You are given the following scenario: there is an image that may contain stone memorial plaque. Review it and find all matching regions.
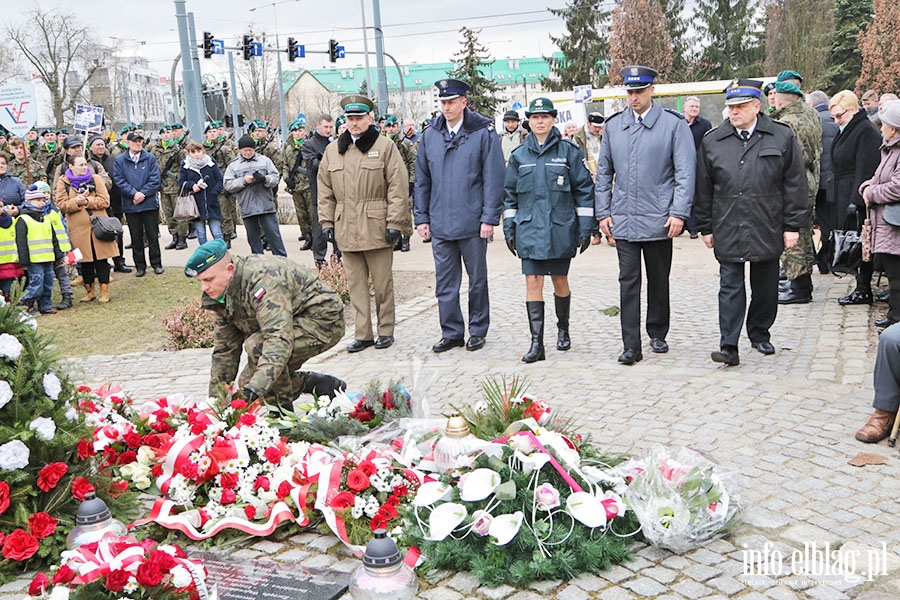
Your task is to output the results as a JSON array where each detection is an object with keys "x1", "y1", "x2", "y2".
[{"x1": 194, "y1": 552, "x2": 350, "y2": 600}]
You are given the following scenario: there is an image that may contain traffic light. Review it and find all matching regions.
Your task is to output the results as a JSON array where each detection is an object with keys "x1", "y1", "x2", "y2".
[
  {"x1": 287, "y1": 37, "x2": 297, "y2": 62},
  {"x1": 328, "y1": 39, "x2": 339, "y2": 63},
  {"x1": 242, "y1": 35, "x2": 253, "y2": 61},
  {"x1": 203, "y1": 31, "x2": 214, "y2": 59}
]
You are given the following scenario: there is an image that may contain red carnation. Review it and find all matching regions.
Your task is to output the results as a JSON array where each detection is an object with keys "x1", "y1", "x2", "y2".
[
  {"x1": 179, "y1": 461, "x2": 199, "y2": 479},
  {"x1": 239, "y1": 412, "x2": 257, "y2": 426},
  {"x1": 385, "y1": 495, "x2": 401, "y2": 507},
  {"x1": 346, "y1": 469, "x2": 370, "y2": 492},
  {"x1": 27, "y1": 572, "x2": 48, "y2": 596},
  {"x1": 378, "y1": 503, "x2": 398, "y2": 519},
  {"x1": 52, "y1": 564, "x2": 76, "y2": 585},
  {"x1": 382, "y1": 389, "x2": 396, "y2": 409},
  {"x1": 0, "y1": 532, "x2": 4, "y2": 547},
  {"x1": 76, "y1": 439, "x2": 94, "y2": 460},
  {"x1": 105, "y1": 568, "x2": 130, "y2": 592},
  {"x1": 244, "y1": 505, "x2": 257, "y2": 520},
  {"x1": 369, "y1": 515, "x2": 388, "y2": 531},
  {"x1": 264, "y1": 446, "x2": 282, "y2": 464},
  {"x1": 231, "y1": 398, "x2": 247, "y2": 410},
  {"x1": 2, "y1": 528, "x2": 40, "y2": 561},
  {"x1": 151, "y1": 464, "x2": 163, "y2": 478},
  {"x1": 117, "y1": 450, "x2": 138, "y2": 465},
  {"x1": 124, "y1": 432, "x2": 143, "y2": 449},
  {"x1": 220, "y1": 472, "x2": 240, "y2": 489},
  {"x1": 393, "y1": 484, "x2": 408, "y2": 498},
  {"x1": 220, "y1": 489, "x2": 237, "y2": 505},
  {"x1": 37, "y1": 462, "x2": 68, "y2": 492},
  {"x1": 0, "y1": 481, "x2": 10, "y2": 515},
  {"x1": 135, "y1": 561, "x2": 164, "y2": 587},
  {"x1": 109, "y1": 480, "x2": 129, "y2": 498},
  {"x1": 357, "y1": 460, "x2": 378, "y2": 476},
  {"x1": 350, "y1": 402, "x2": 376, "y2": 422},
  {"x1": 253, "y1": 476, "x2": 271, "y2": 492},
  {"x1": 71, "y1": 477, "x2": 95, "y2": 501},
  {"x1": 102, "y1": 446, "x2": 119, "y2": 466},
  {"x1": 330, "y1": 491, "x2": 356, "y2": 510},
  {"x1": 148, "y1": 549, "x2": 178, "y2": 572},
  {"x1": 28, "y1": 512, "x2": 58, "y2": 539},
  {"x1": 276, "y1": 480, "x2": 292, "y2": 500},
  {"x1": 77, "y1": 384, "x2": 92, "y2": 393}
]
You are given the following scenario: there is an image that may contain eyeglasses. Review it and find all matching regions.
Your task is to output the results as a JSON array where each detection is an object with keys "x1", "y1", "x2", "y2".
[{"x1": 832, "y1": 110, "x2": 848, "y2": 122}]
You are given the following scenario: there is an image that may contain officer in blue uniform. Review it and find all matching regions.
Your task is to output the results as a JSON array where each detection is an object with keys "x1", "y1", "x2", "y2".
[{"x1": 414, "y1": 78, "x2": 505, "y2": 353}]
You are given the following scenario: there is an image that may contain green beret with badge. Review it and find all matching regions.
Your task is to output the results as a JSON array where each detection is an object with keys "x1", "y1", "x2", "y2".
[
  {"x1": 383, "y1": 114, "x2": 399, "y2": 126},
  {"x1": 184, "y1": 239, "x2": 228, "y2": 277}
]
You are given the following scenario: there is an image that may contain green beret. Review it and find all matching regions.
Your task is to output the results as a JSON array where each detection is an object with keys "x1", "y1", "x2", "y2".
[
  {"x1": 774, "y1": 81, "x2": 803, "y2": 96},
  {"x1": 184, "y1": 239, "x2": 228, "y2": 277},
  {"x1": 204, "y1": 122, "x2": 216, "y2": 133},
  {"x1": 248, "y1": 119, "x2": 268, "y2": 132},
  {"x1": 212, "y1": 120, "x2": 224, "y2": 128},
  {"x1": 119, "y1": 124, "x2": 134, "y2": 135},
  {"x1": 289, "y1": 118, "x2": 306, "y2": 131},
  {"x1": 56, "y1": 128, "x2": 69, "y2": 135},
  {"x1": 335, "y1": 114, "x2": 347, "y2": 128},
  {"x1": 170, "y1": 122, "x2": 185, "y2": 129},
  {"x1": 776, "y1": 70, "x2": 803, "y2": 83},
  {"x1": 763, "y1": 82, "x2": 776, "y2": 95},
  {"x1": 383, "y1": 114, "x2": 399, "y2": 126},
  {"x1": 159, "y1": 125, "x2": 172, "y2": 133}
]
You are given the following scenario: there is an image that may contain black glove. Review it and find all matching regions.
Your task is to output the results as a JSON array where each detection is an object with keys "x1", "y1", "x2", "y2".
[
  {"x1": 243, "y1": 386, "x2": 261, "y2": 403},
  {"x1": 323, "y1": 227, "x2": 335, "y2": 242},
  {"x1": 506, "y1": 236, "x2": 517, "y2": 257},
  {"x1": 385, "y1": 228, "x2": 401, "y2": 244},
  {"x1": 252, "y1": 171, "x2": 266, "y2": 184},
  {"x1": 578, "y1": 237, "x2": 590, "y2": 254}
]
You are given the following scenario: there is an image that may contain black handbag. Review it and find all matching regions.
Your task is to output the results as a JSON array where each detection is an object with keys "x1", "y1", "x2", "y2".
[
  {"x1": 829, "y1": 211, "x2": 863, "y2": 276},
  {"x1": 87, "y1": 209, "x2": 123, "y2": 242}
]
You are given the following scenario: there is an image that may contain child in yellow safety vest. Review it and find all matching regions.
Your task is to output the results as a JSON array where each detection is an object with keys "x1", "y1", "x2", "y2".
[
  {"x1": 0, "y1": 201, "x2": 23, "y2": 302},
  {"x1": 33, "y1": 180, "x2": 74, "y2": 310},
  {"x1": 15, "y1": 185, "x2": 63, "y2": 314}
]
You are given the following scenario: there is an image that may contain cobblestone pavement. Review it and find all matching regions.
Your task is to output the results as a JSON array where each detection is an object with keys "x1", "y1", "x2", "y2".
[{"x1": 4, "y1": 230, "x2": 900, "y2": 600}]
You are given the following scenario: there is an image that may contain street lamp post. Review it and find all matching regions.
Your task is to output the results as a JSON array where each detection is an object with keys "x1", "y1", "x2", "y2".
[{"x1": 249, "y1": 0, "x2": 298, "y2": 145}]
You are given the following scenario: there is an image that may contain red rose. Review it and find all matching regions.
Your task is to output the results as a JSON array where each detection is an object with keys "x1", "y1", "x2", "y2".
[
  {"x1": 231, "y1": 399, "x2": 247, "y2": 410},
  {"x1": 28, "y1": 572, "x2": 48, "y2": 596},
  {"x1": 179, "y1": 461, "x2": 199, "y2": 479},
  {"x1": 276, "y1": 481, "x2": 292, "y2": 500},
  {"x1": 244, "y1": 505, "x2": 257, "y2": 520},
  {"x1": 151, "y1": 464, "x2": 163, "y2": 477},
  {"x1": 0, "y1": 532, "x2": 4, "y2": 547},
  {"x1": 369, "y1": 515, "x2": 388, "y2": 531},
  {"x1": 117, "y1": 450, "x2": 138, "y2": 465},
  {"x1": 52, "y1": 564, "x2": 76, "y2": 585},
  {"x1": 220, "y1": 472, "x2": 239, "y2": 489},
  {"x1": 135, "y1": 561, "x2": 164, "y2": 587},
  {"x1": 102, "y1": 446, "x2": 118, "y2": 466},
  {"x1": 1, "y1": 529, "x2": 40, "y2": 561},
  {"x1": 330, "y1": 491, "x2": 356, "y2": 510},
  {"x1": 28, "y1": 512, "x2": 58, "y2": 539},
  {"x1": 151, "y1": 420, "x2": 171, "y2": 433},
  {"x1": 76, "y1": 439, "x2": 94, "y2": 460},
  {"x1": 148, "y1": 549, "x2": 177, "y2": 572},
  {"x1": 253, "y1": 476, "x2": 270, "y2": 492},
  {"x1": 357, "y1": 460, "x2": 377, "y2": 476},
  {"x1": 124, "y1": 432, "x2": 143, "y2": 449},
  {"x1": 264, "y1": 446, "x2": 282, "y2": 464},
  {"x1": 0, "y1": 481, "x2": 10, "y2": 515},
  {"x1": 143, "y1": 433, "x2": 165, "y2": 449},
  {"x1": 239, "y1": 412, "x2": 257, "y2": 426},
  {"x1": 71, "y1": 477, "x2": 95, "y2": 501},
  {"x1": 220, "y1": 489, "x2": 237, "y2": 505},
  {"x1": 37, "y1": 462, "x2": 68, "y2": 492},
  {"x1": 105, "y1": 568, "x2": 130, "y2": 592},
  {"x1": 77, "y1": 384, "x2": 92, "y2": 393},
  {"x1": 346, "y1": 469, "x2": 370, "y2": 492}
]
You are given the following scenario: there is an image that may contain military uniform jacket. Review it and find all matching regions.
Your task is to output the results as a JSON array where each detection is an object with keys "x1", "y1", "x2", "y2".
[
  {"x1": 414, "y1": 108, "x2": 505, "y2": 239},
  {"x1": 694, "y1": 113, "x2": 809, "y2": 263},
  {"x1": 393, "y1": 133, "x2": 416, "y2": 184},
  {"x1": 771, "y1": 100, "x2": 822, "y2": 203},
  {"x1": 203, "y1": 255, "x2": 343, "y2": 396},
  {"x1": 280, "y1": 140, "x2": 310, "y2": 193},
  {"x1": 595, "y1": 102, "x2": 695, "y2": 242},
  {"x1": 205, "y1": 137, "x2": 237, "y2": 172},
  {"x1": 7, "y1": 158, "x2": 46, "y2": 186},
  {"x1": 318, "y1": 125, "x2": 409, "y2": 252},
  {"x1": 151, "y1": 142, "x2": 184, "y2": 194},
  {"x1": 503, "y1": 127, "x2": 595, "y2": 260}
]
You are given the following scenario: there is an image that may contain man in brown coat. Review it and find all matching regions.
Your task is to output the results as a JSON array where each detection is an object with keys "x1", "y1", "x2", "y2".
[{"x1": 318, "y1": 95, "x2": 409, "y2": 353}]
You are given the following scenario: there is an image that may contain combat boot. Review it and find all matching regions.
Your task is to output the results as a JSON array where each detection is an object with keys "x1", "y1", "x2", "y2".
[
  {"x1": 778, "y1": 274, "x2": 813, "y2": 304},
  {"x1": 55, "y1": 293, "x2": 74, "y2": 311},
  {"x1": 164, "y1": 236, "x2": 179, "y2": 250},
  {"x1": 399, "y1": 236, "x2": 410, "y2": 252},
  {"x1": 299, "y1": 233, "x2": 312, "y2": 251},
  {"x1": 98, "y1": 283, "x2": 110, "y2": 303},
  {"x1": 555, "y1": 294, "x2": 571, "y2": 351},
  {"x1": 113, "y1": 257, "x2": 132, "y2": 273},
  {"x1": 522, "y1": 301, "x2": 545, "y2": 363},
  {"x1": 81, "y1": 283, "x2": 96, "y2": 302},
  {"x1": 174, "y1": 234, "x2": 188, "y2": 250}
]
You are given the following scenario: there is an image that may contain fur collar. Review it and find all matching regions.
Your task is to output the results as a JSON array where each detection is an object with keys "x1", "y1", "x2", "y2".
[{"x1": 337, "y1": 125, "x2": 380, "y2": 155}]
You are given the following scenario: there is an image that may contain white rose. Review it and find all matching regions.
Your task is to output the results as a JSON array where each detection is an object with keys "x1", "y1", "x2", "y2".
[
  {"x1": 0, "y1": 333, "x2": 23, "y2": 361},
  {"x1": 0, "y1": 440, "x2": 29, "y2": 470},
  {"x1": 0, "y1": 380, "x2": 12, "y2": 410},
  {"x1": 29, "y1": 417, "x2": 56, "y2": 441},
  {"x1": 170, "y1": 564, "x2": 193, "y2": 588},
  {"x1": 43, "y1": 372, "x2": 62, "y2": 400},
  {"x1": 137, "y1": 446, "x2": 156, "y2": 465}
]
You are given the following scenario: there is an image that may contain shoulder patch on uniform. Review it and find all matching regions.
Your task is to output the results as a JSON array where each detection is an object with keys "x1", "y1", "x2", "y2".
[
  {"x1": 704, "y1": 125, "x2": 719, "y2": 137},
  {"x1": 605, "y1": 110, "x2": 624, "y2": 121},
  {"x1": 253, "y1": 287, "x2": 266, "y2": 301},
  {"x1": 664, "y1": 108, "x2": 686, "y2": 120}
]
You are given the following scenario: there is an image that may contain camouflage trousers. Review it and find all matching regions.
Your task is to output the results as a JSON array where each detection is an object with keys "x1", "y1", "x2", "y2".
[
  {"x1": 220, "y1": 192, "x2": 239, "y2": 237},
  {"x1": 290, "y1": 188, "x2": 312, "y2": 234},
  {"x1": 781, "y1": 199, "x2": 816, "y2": 280},
  {"x1": 400, "y1": 196, "x2": 413, "y2": 237},
  {"x1": 161, "y1": 192, "x2": 189, "y2": 238},
  {"x1": 236, "y1": 317, "x2": 344, "y2": 405}
]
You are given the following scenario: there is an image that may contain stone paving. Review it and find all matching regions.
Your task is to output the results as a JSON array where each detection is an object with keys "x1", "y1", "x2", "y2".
[{"x1": 3, "y1": 227, "x2": 900, "y2": 600}]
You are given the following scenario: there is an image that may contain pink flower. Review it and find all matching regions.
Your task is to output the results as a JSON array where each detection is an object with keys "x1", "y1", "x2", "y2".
[
  {"x1": 600, "y1": 490, "x2": 626, "y2": 519},
  {"x1": 535, "y1": 483, "x2": 561, "y2": 511},
  {"x1": 220, "y1": 489, "x2": 237, "y2": 505},
  {"x1": 471, "y1": 510, "x2": 493, "y2": 536},
  {"x1": 239, "y1": 413, "x2": 257, "y2": 427},
  {"x1": 264, "y1": 446, "x2": 282, "y2": 464}
]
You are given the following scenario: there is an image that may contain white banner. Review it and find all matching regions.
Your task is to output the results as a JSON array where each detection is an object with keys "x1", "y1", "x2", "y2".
[
  {"x1": 0, "y1": 84, "x2": 38, "y2": 137},
  {"x1": 73, "y1": 104, "x2": 104, "y2": 133}
]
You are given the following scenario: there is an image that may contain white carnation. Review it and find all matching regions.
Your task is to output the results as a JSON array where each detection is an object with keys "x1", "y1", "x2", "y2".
[
  {"x1": 0, "y1": 439, "x2": 29, "y2": 470},
  {"x1": 0, "y1": 380, "x2": 12, "y2": 410},
  {"x1": 43, "y1": 372, "x2": 62, "y2": 400},
  {"x1": 169, "y1": 564, "x2": 193, "y2": 588},
  {"x1": 29, "y1": 417, "x2": 56, "y2": 441},
  {"x1": 64, "y1": 402, "x2": 78, "y2": 421},
  {"x1": 0, "y1": 333, "x2": 23, "y2": 361}
]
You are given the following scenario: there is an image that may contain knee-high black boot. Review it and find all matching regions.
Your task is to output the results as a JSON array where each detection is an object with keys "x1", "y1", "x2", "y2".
[
  {"x1": 522, "y1": 301, "x2": 545, "y2": 363},
  {"x1": 555, "y1": 294, "x2": 571, "y2": 351}
]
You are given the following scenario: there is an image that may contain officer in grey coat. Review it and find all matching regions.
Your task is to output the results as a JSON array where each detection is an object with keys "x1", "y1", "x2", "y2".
[
  {"x1": 415, "y1": 79, "x2": 505, "y2": 353},
  {"x1": 595, "y1": 66, "x2": 696, "y2": 365}
]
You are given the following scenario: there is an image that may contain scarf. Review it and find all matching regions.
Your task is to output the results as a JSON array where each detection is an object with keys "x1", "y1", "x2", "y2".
[
  {"x1": 66, "y1": 168, "x2": 93, "y2": 190},
  {"x1": 184, "y1": 154, "x2": 213, "y2": 172}
]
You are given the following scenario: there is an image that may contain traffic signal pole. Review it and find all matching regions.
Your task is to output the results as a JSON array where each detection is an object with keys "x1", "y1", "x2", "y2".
[
  {"x1": 174, "y1": 0, "x2": 204, "y2": 142},
  {"x1": 227, "y1": 51, "x2": 243, "y2": 138}
]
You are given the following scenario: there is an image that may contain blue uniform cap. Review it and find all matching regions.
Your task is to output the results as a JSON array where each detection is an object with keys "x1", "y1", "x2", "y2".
[
  {"x1": 185, "y1": 239, "x2": 228, "y2": 278},
  {"x1": 724, "y1": 79, "x2": 763, "y2": 105},
  {"x1": 434, "y1": 78, "x2": 470, "y2": 100},
  {"x1": 620, "y1": 65, "x2": 658, "y2": 89}
]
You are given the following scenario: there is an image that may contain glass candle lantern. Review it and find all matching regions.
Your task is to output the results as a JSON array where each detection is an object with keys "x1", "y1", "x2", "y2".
[
  {"x1": 65, "y1": 492, "x2": 127, "y2": 550},
  {"x1": 348, "y1": 529, "x2": 418, "y2": 600},
  {"x1": 433, "y1": 414, "x2": 478, "y2": 472}
]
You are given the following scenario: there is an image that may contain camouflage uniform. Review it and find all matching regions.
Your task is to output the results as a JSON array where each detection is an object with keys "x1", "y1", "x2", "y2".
[
  {"x1": 33, "y1": 143, "x2": 63, "y2": 180},
  {"x1": 772, "y1": 100, "x2": 822, "y2": 281},
  {"x1": 205, "y1": 136, "x2": 239, "y2": 237},
  {"x1": 108, "y1": 141, "x2": 129, "y2": 159},
  {"x1": 151, "y1": 140, "x2": 188, "y2": 239},
  {"x1": 392, "y1": 132, "x2": 416, "y2": 237},
  {"x1": 7, "y1": 158, "x2": 46, "y2": 187},
  {"x1": 203, "y1": 254, "x2": 345, "y2": 402},
  {"x1": 280, "y1": 138, "x2": 312, "y2": 234}
]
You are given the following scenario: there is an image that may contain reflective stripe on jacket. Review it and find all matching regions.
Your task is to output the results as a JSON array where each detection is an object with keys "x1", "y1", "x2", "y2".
[
  {"x1": 21, "y1": 214, "x2": 55, "y2": 263},
  {"x1": 0, "y1": 219, "x2": 17, "y2": 265},
  {"x1": 46, "y1": 210, "x2": 72, "y2": 253}
]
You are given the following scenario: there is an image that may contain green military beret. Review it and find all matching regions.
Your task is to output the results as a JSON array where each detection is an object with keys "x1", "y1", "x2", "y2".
[
  {"x1": 159, "y1": 125, "x2": 172, "y2": 133},
  {"x1": 776, "y1": 70, "x2": 803, "y2": 83},
  {"x1": 56, "y1": 128, "x2": 69, "y2": 135},
  {"x1": 212, "y1": 120, "x2": 224, "y2": 128},
  {"x1": 289, "y1": 118, "x2": 306, "y2": 131},
  {"x1": 119, "y1": 124, "x2": 135, "y2": 135},
  {"x1": 204, "y1": 122, "x2": 216, "y2": 133},
  {"x1": 335, "y1": 114, "x2": 347, "y2": 128},
  {"x1": 170, "y1": 122, "x2": 185, "y2": 129},
  {"x1": 248, "y1": 119, "x2": 268, "y2": 132},
  {"x1": 763, "y1": 82, "x2": 776, "y2": 95},
  {"x1": 774, "y1": 81, "x2": 803, "y2": 96},
  {"x1": 383, "y1": 114, "x2": 398, "y2": 126},
  {"x1": 134, "y1": 123, "x2": 144, "y2": 130},
  {"x1": 184, "y1": 239, "x2": 228, "y2": 277}
]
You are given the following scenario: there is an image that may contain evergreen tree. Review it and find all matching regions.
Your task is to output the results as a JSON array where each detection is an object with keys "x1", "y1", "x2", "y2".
[
  {"x1": 541, "y1": 0, "x2": 611, "y2": 91},
  {"x1": 609, "y1": 0, "x2": 675, "y2": 84},
  {"x1": 857, "y1": 0, "x2": 900, "y2": 94},
  {"x1": 826, "y1": 0, "x2": 872, "y2": 94},
  {"x1": 694, "y1": 0, "x2": 765, "y2": 80},
  {"x1": 764, "y1": 0, "x2": 835, "y2": 90},
  {"x1": 447, "y1": 27, "x2": 502, "y2": 116},
  {"x1": 658, "y1": 0, "x2": 691, "y2": 81}
]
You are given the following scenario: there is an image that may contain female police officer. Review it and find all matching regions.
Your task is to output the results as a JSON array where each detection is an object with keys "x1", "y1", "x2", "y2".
[{"x1": 502, "y1": 98, "x2": 595, "y2": 363}]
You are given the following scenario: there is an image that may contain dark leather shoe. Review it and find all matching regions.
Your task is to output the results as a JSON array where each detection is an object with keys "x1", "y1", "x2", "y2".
[
  {"x1": 875, "y1": 317, "x2": 898, "y2": 329},
  {"x1": 432, "y1": 337, "x2": 464, "y2": 353},
  {"x1": 374, "y1": 335, "x2": 394, "y2": 349},
  {"x1": 135, "y1": 268, "x2": 146, "y2": 278},
  {"x1": 838, "y1": 289, "x2": 873, "y2": 306},
  {"x1": 778, "y1": 285, "x2": 812, "y2": 304},
  {"x1": 751, "y1": 341, "x2": 775, "y2": 355},
  {"x1": 856, "y1": 409, "x2": 896, "y2": 443},
  {"x1": 153, "y1": 266, "x2": 164, "y2": 275},
  {"x1": 466, "y1": 336, "x2": 486, "y2": 351},
  {"x1": 617, "y1": 349, "x2": 642, "y2": 365},
  {"x1": 650, "y1": 338, "x2": 668, "y2": 353},
  {"x1": 711, "y1": 346, "x2": 740, "y2": 365},
  {"x1": 876, "y1": 290, "x2": 890, "y2": 303},
  {"x1": 347, "y1": 339, "x2": 375, "y2": 353}
]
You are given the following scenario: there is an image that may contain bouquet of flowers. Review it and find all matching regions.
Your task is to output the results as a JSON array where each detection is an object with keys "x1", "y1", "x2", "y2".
[
  {"x1": 618, "y1": 445, "x2": 741, "y2": 552},
  {"x1": 27, "y1": 535, "x2": 213, "y2": 599}
]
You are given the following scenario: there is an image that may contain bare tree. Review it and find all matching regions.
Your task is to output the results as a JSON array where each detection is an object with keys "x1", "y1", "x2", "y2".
[
  {"x1": 6, "y1": 6, "x2": 103, "y2": 127},
  {"x1": 234, "y1": 29, "x2": 280, "y2": 124},
  {"x1": 0, "y1": 40, "x2": 25, "y2": 85}
]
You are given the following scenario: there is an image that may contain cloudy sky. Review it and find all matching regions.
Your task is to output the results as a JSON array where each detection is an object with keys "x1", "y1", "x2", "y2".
[{"x1": 36, "y1": 0, "x2": 573, "y2": 74}]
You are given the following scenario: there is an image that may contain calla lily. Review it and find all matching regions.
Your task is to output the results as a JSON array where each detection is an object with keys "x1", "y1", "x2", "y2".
[
  {"x1": 459, "y1": 468, "x2": 501, "y2": 502},
  {"x1": 515, "y1": 450, "x2": 551, "y2": 472},
  {"x1": 426, "y1": 502, "x2": 467, "y2": 541},
  {"x1": 413, "y1": 481, "x2": 452, "y2": 507},
  {"x1": 567, "y1": 491, "x2": 608, "y2": 528},
  {"x1": 581, "y1": 466, "x2": 628, "y2": 494},
  {"x1": 488, "y1": 511, "x2": 524, "y2": 545}
]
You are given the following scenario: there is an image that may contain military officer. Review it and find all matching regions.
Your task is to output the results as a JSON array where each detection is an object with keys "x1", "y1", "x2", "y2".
[
  {"x1": 33, "y1": 128, "x2": 62, "y2": 177},
  {"x1": 250, "y1": 119, "x2": 279, "y2": 163},
  {"x1": 108, "y1": 125, "x2": 134, "y2": 159},
  {"x1": 318, "y1": 95, "x2": 409, "y2": 352},
  {"x1": 281, "y1": 117, "x2": 314, "y2": 251},
  {"x1": 151, "y1": 124, "x2": 188, "y2": 250},
  {"x1": 382, "y1": 114, "x2": 415, "y2": 251},
  {"x1": 186, "y1": 239, "x2": 346, "y2": 405}
]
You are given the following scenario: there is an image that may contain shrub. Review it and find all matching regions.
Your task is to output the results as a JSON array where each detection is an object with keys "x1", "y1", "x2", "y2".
[
  {"x1": 317, "y1": 255, "x2": 350, "y2": 304},
  {"x1": 162, "y1": 297, "x2": 216, "y2": 349}
]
